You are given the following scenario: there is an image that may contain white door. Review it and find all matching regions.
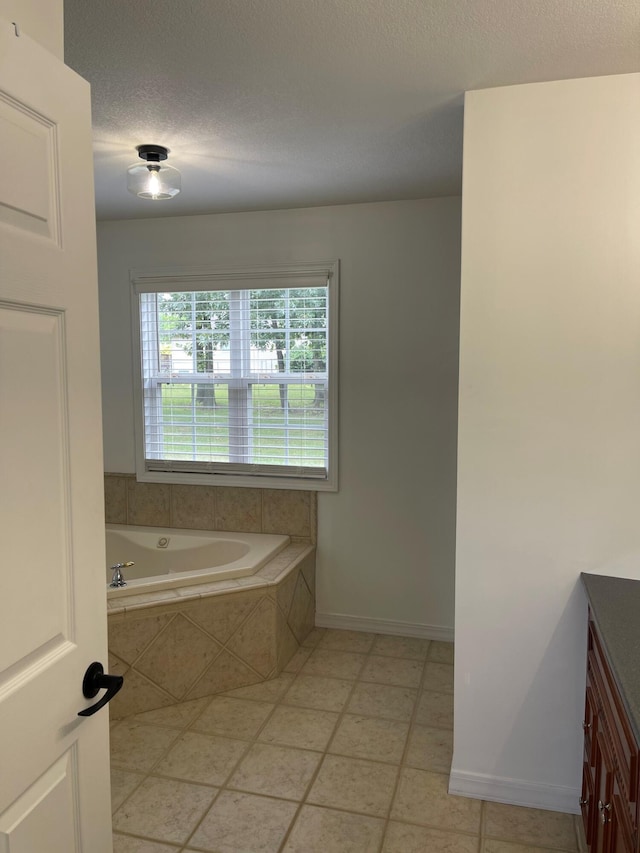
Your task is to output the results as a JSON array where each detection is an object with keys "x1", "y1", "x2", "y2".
[{"x1": 0, "y1": 19, "x2": 113, "y2": 852}]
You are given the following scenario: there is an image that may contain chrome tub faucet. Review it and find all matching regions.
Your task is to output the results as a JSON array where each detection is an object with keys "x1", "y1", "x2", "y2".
[{"x1": 109, "y1": 561, "x2": 134, "y2": 588}]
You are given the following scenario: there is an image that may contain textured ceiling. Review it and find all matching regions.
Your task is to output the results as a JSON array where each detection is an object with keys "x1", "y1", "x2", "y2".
[{"x1": 63, "y1": 0, "x2": 640, "y2": 221}]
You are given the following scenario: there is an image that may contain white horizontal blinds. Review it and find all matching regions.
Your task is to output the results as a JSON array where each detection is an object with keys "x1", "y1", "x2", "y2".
[
  {"x1": 140, "y1": 292, "x2": 165, "y2": 458},
  {"x1": 248, "y1": 287, "x2": 328, "y2": 471},
  {"x1": 140, "y1": 290, "x2": 233, "y2": 465},
  {"x1": 139, "y1": 282, "x2": 329, "y2": 478}
]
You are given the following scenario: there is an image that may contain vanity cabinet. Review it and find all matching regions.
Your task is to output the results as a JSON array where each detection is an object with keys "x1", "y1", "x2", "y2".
[{"x1": 582, "y1": 611, "x2": 639, "y2": 853}]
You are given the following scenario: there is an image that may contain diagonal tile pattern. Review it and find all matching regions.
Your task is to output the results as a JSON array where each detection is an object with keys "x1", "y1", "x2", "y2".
[
  {"x1": 111, "y1": 629, "x2": 582, "y2": 852},
  {"x1": 135, "y1": 614, "x2": 222, "y2": 699},
  {"x1": 108, "y1": 544, "x2": 316, "y2": 718}
]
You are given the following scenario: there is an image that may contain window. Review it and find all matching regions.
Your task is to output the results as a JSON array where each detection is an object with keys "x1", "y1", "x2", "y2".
[{"x1": 131, "y1": 262, "x2": 338, "y2": 490}]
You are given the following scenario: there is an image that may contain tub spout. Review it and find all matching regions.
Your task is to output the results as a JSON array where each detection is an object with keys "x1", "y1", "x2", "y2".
[{"x1": 109, "y1": 561, "x2": 134, "y2": 587}]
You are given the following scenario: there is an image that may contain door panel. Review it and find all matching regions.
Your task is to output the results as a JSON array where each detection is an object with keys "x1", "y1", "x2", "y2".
[
  {"x1": 0, "y1": 18, "x2": 112, "y2": 852},
  {"x1": 0, "y1": 751, "x2": 79, "y2": 852},
  {"x1": 0, "y1": 92, "x2": 59, "y2": 240},
  {"x1": 0, "y1": 304, "x2": 71, "y2": 675}
]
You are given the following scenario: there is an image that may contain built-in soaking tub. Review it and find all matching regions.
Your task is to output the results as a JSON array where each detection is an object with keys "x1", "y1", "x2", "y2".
[
  {"x1": 106, "y1": 524, "x2": 290, "y2": 598},
  {"x1": 105, "y1": 523, "x2": 316, "y2": 719}
]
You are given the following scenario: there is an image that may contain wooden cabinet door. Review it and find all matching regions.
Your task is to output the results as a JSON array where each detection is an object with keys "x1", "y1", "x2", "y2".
[
  {"x1": 593, "y1": 730, "x2": 614, "y2": 853},
  {"x1": 608, "y1": 780, "x2": 635, "y2": 853},
  {"x1": 583, "y1": 754, "x2": 597, "y2": 846},
  {"x1": 583, "y1": 673, "x2": 600, "y2": 846},
  {"x1": 584, "y1": 611, "x2": 640, "y2": 853},
  {"x1": 585, "y1": 676, "x2": 599, "y2": 765},
  {"x1": 593, "y1": 733, "x2": 636, "y2": 853}
]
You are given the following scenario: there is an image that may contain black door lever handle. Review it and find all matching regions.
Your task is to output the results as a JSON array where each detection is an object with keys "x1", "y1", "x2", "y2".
[{"x1": 78, "y1": 661, "x2": 124, "y2": 717}]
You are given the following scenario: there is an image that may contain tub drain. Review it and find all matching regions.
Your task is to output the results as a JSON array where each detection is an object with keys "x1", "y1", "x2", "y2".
[{"x1": 157, "y1": 536, "x2": 170, "y2": 548}]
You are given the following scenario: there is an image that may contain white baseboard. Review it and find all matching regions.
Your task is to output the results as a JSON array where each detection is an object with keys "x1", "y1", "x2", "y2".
[
  {"x1": 448, "y1": 768, "x2": 580, "y2": 815},
  {"x1": 315, "y1": 611, "x2": 454, "y2": 642}
]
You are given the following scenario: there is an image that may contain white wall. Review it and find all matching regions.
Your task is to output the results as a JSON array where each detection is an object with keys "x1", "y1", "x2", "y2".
[
  {"x1": 452, "y1": 73, "x2": 640, "y2": 813},
  {"x1": 0, "y1": 0, "x2": 63, "y2": 59},
  {"x1": 97, "y1": 198, "x2": 461, "y2": 635}
]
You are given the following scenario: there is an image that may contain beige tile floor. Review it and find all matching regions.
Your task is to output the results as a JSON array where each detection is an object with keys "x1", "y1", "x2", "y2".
[{"x1": 110, "y1": 629, "x2": 582, "y2": 853}]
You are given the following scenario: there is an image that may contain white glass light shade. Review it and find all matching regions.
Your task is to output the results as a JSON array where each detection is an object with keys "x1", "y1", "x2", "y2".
[{"x1": 126, "y1": 161, "x2": 181, "y2": 200}]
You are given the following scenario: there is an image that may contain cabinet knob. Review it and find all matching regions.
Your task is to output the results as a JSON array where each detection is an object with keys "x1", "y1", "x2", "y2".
[{"x1": 598, "y1": 799, "x2": 611, "y2": 825}]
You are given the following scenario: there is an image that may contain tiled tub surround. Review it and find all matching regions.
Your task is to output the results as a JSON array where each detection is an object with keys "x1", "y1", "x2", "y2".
[
  {"x1": 104, "y1": 474, "x2": 317, "y2": 542},
  {"x1": 107, "y1": 543, "x2": 316, "y2": 719},
  {"x1": 110, "y1": 630, "x2": 583, "y2": 853},
  {"x1": 104, "y1": 474, "x2": 317, "y2": 718}
]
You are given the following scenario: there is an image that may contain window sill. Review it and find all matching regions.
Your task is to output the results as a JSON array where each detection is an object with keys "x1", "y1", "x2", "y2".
[{"x1": 136, "y1": 468, "x2": 338, "y2": 492}]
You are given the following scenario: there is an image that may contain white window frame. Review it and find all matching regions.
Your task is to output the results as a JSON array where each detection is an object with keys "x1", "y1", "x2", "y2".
[{"x1": 130, "y1": 261, "x2": 339, "y2": 491}]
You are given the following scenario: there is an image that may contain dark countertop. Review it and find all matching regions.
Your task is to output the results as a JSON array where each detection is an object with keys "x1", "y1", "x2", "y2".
[{"x1": 581, "y1": 573, "x2": 640, "y2": 745}]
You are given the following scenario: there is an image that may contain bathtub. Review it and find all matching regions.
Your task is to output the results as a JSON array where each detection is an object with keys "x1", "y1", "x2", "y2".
[{"x1": 105, "y1": 524, "x2": 290, "y2": 598}]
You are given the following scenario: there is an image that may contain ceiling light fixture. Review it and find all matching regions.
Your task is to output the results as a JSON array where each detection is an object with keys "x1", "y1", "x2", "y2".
[{"x1": 126, "y1": 144, "x2": 181, "y2": 200}]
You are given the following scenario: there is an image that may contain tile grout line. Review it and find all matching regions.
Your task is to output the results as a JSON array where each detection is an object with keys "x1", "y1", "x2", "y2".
[
  {"x1": 111, "y1": 693, "x2": 223, "y2": 836},
  {"x1": 114, "y1": 684, "x2": 270, "y2": 850},
  {"x1": 275, "y1": 631, "x2": 376, "y2": 852},
  {"x1": 376, "y1": 642, "x2": 430, "y2": 853},
  {"x1": 177, "y1": 628, "x2": 330, "y2": 851},
  {"x1": 179, "y1": 671, "x2": 302, "y2": 850},
  {"x1": 317, "y1": 633, "x2": 400, "y2": 851},
  {"x1": 113, "y1": 829, "x2": 182, "y2": 851},
  {"x1": 275, "y1": 633, "x2": 442, "y2": 851}
]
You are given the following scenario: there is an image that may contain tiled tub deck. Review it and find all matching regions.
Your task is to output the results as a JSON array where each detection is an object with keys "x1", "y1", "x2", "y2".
[{"x1": 107, "y1": 542, "x2": 315, "y2": 719}]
